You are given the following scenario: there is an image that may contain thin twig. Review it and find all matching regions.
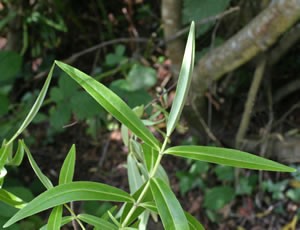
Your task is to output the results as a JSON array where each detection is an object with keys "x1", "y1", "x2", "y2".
[
  {"x1": 191, "y1": 102, "x2": 222, "y2": 147},
  {"x1": 235, "y1": 57, "x2": 267, "y2": 148},
  {"x1": 70, "y1": 202, "x2": 79, "y2": 230},
  {"x1": 98, "y1": 132, "x2": 112, "y2": 168},
  {"x1": 144, "y1": 81, "x2": 177, "y2": 110},
  {"x1": 63, "y1": 120, "x2": 78, "y2": 128},
  {"x1": 273, "y1": 101, "x2": 300, "y2": 128}
]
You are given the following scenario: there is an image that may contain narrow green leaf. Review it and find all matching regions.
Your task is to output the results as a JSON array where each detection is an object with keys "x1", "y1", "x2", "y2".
[
  {"x1": 142, "y1": 143, "x2": 159, "y2": 173},
  {"x1": 140, "y1": 201, "x2": 205, "y2": 230},
  {"x1": 0, "y1": 142, "x2": 12, "y2": 170},
  {"x1": 127, "y1": 154, "x2": 143, "y2": 194},
  {"x1": 142, "y1": 118, "x2": 165, "y2": 126},
  {"x1": 165, "y1": 146, "x2": 296, "y2": 172},
  {"x1": 78, "y1": 213, "x2": 118, "y2": 230},
  {"x1": 130, "y1": 140, "x2": 143, "y2": 162},
  {"x1": 0, "y1": 189, "x2": 27, "y2": 209},
  {"x1": 101, "y1": 205, "x2": 118, "y2": 220},
  {"x1": 59, "y1": 145, "x2": 76, "y2": 185},
  {"x1": 185, "y1": 212, "x2": 205, "y2": 230},
  {"x1": 156, "y1": 164, "x2": 170, "y2": 186},
  {"x1": 55, "y1": 61, "x2": 161, "y2": 150},
  {"x1": 4, "y1": 181, "x2": 133, "y2": 228},
  {"x1": 120, "y1": 182, "x2": 152, "y2": 226},
  {"x1": 139, "y1": 201, "x2": 157, "y2": 213},
  {"x1": 166, "y1": 21, "x2": 195, "y2": 137},
  {"x1": 7, "y1": 139, "x2": 24, "y2": 166},
  {"x1": 40, "y1": 216, "x2": 73, "y2": 230},
  {"x1": 137, "y1": 210, "x2": 150, "y2": 230},
  {"x1": 7, "y1": 63, "x2": 55, "y2": 145},
  {"x1": 150, "y1": 178, "x2": 189, "y2": 230},
  {"x1": 108, "y1": 211, "x2": 121, "y2": 227},
  {"x1": 47, "y1": 205, "x2": 63, "y2": 230},
  {"x1": 22, "y1": 142, "x2": 53, "y2": 189},
  {"x1": 121, "y1": 124, "x2": 129, "y2": 146}
]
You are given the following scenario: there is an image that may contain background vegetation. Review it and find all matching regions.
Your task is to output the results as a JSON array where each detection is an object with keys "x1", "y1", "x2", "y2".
[{"x1": 0, "y1": 0, "x2": 300, "y2": 229}]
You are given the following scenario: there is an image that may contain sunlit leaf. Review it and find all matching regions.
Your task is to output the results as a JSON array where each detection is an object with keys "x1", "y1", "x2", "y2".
[
  {"x1": 166, "y1": 22, "x2": 195, "y2": 137},
  {"x1": 78, "y1": 213, "x2": 118, "y2": 230},
  {"x1": 47, "y1": 205, "x2": 63, "y2": 230},
  {"x1": 150, "y1": 178, "x2": 189, "y2": 230},
  {"x1": 165, "y1": 146, "x2": 296, "y2": 172},
  {"x1": 59, "y1": 145, "x2": 76, "y2": 185},
  {"x1": 4, "y1": 181, "x2": 133, "y2": 228},
  {"x1": 55, "y1": 61, "x2": 161, "y2": 150},
  {"x1": 0, "y1": 189, "x2": 27, "y2": 209}
]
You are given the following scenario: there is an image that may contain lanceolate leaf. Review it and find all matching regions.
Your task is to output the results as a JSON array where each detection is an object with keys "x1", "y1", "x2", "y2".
[
  {"x1": 165, "y1": 146, "x2": 296, "y2": 172},
  {"x1": 0, "y1": 189, "x2": 27, "y2": 209},
  {"x1": 0, "y1": 142, "x2": 12, "y2": 170},
  {"x1": 150, "y1": 178, "x2": 189, "y2": 230},
  {"x1": 59, "y1": 145, "x2": 76, "y2": 185},
  {"x1": 127, "y1": 154, "x2": 143, "y2": 194},
  {"x1": 78, "y1": 213, "x2": 118, "y2": 230},
  {"x1": 4, "y1": 181, "x2": 134, "y2": 228},
  {"x1": 142, "y1": 143, "x2": 159, "y2": 173},
  {"x1": 140, "y1": 201, "x2": 204, "y2": 229},
  {"x1": 55, "y1": 61, "x2": 161, "y2": 150},
  {"x1": 7, "y1": 140, "x2": 24, "y2": 166},
  {"x1": 22, "y1": 142, "x2": 53, "y2": 190},
  {"x1": 47, "y1": 205, "x2": 63, "y2": 230},
  {"x1": 185, "y1": 212, "x2": 205, "y2": 230},
  {"x1": 40, "y1": 216, "x2": 73, "y2": 230},
  {"x1": 7, "y1": 63, "x2": 55, "y2": 145},
  {"x1": 166, "y1": 21, "x2": 195, "y2": 137}
]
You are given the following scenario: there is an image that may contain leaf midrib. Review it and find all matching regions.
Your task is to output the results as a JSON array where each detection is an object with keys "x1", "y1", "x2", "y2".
[
  {"x1": 56, "y1": 62, "x2": 160, "y2": 150},
  {"x1": 9, "y1": 185, "x2": 133, "y2": 225},
  {"x1": 166, "y1": 149, "x2": 286, "y2": 170}
]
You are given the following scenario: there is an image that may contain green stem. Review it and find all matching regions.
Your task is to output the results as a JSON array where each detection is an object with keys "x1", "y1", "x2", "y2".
[
  {"x1": 120, "y1": 137, "x2": 169, "y2": 229},
  {"x1": 64, "y1": 204, "x2": 86, "y2": 230}
]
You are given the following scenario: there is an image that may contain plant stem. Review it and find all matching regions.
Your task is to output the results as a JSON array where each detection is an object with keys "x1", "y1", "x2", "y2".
[
  {"x1": 64, "y1": 204, "x2": 86, "y2": 230},
  {"x1": 120, "y1": 137, "x2": 169, "y2": 229}
]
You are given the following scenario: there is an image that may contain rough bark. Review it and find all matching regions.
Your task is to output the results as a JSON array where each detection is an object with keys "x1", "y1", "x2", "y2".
[
  {"x1": 161, "y1": 0, "x2": 185, "y2": 74},
  {"x1": 161, "y1": 0, "x2": 300, "y2": 162},
  {"x1": 190, "y1": 0, "x2": 300, "y2": 126}
]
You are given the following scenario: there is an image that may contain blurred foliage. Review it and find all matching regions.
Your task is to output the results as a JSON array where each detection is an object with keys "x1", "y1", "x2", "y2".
[{"x1": 182, "y1": 0, "x2": 231, "y2": 37}]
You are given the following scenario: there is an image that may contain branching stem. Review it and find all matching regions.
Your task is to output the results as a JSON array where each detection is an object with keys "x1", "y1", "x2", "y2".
[{"x1": 120, "y1": 137, "x2": 169, "y2": 229}]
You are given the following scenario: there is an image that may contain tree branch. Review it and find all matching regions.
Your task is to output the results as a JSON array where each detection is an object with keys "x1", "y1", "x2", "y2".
[
  {"x1": 189, "y1": 0, "x2": 300, "y2": 133},
  {"x1": 235, "y1": 57, "x2": 266, "y2": 148},
  {"x1": 161, "y1": 0, "x2": 185, "y2": 74}
]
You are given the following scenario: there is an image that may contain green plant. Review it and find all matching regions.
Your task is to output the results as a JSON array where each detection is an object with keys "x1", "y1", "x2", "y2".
[{"x1": 0, "y1": 22, "x2": 296, "y2": 230}]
